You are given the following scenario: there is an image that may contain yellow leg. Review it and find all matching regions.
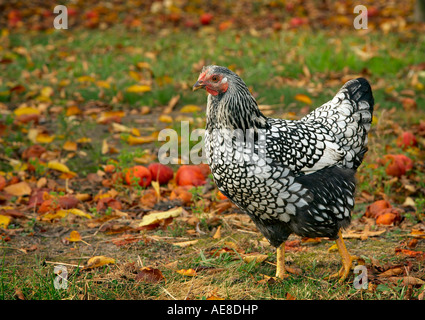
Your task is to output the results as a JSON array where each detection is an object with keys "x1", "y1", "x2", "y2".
[
  {"x1": 275, "y1": 243, "x2": 286, "y2": 279},
  {"x1": 331, "y1": 230, "x2": 359, "y2": 282}
]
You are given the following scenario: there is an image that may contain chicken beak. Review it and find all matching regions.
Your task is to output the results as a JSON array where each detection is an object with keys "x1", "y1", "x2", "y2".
[{"x1": 192, "y1": 80, "x2": 205, "y2": 91}]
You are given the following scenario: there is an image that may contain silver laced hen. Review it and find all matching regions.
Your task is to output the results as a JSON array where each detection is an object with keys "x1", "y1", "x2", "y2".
[{"x1": 193, "y1": 65, "x2": 374, "y2": 281}]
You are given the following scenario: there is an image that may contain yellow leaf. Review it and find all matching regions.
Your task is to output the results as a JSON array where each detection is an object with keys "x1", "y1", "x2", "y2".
[
  {"x1": 66, "y1": 208, "x2": 91, "y2": 219},
  {"x1": 4, "y1": 182, "x2": 32, "y2": 196},
  {"x1": 172, "y1": 240, "x2": 199, "y2": 247},
  {"x1": 63, "y1": 141, "x2": 77, "y2": 151},
  {"x1": 47, "y1": 161, "x2": 70, "y2": 173},
  {"x1": 76, "y1": 137, "x2": 91, "y2": 144},
  {"x1": 294, "y1": 94, "x2": 312, "y2": 105},
  {"x1": 242, "y1": 253, "x2": 268, "y2": 264},
  {"x1": 139, "y1": 207, "x2": 182, "y2": 227},
  {"x1": 100, "y1": 110, "x2": 125, "y2": 119},
  {"x1": 112, "y1": 122, "x2": 131, "y2": 133},
  {"x1": 59, "y1": 79, "x2": 71, "y2": 87},
  {"x1": 36, "y1": 133, "x2": 55, "y2": 144},
  {"x1": 176, "y1": 268, "x2": 197, "y2": 277},
  {"x1": 128, "y1": 70, "x2": 142, "y2": 82},
  {"x1": 131, "y1": 127, "x2": 141, "y2": 137},
  {"x1": 328, "y1": 244, "x2": 338, "y2": 252},
  {"x1": 159, "y1": 114, "x2": 173, "y2": 123},
  {"x1": 42, "y1": 208, "x2": 91, "y2": 221},
  {"x1": 77, "y1": 75, "x2": 95, "y2": 83},
  {"x1": 151, "y1": 180, "x2": 161, "y2": 199},
  {"x1": 126, "y1": 85, "x2": 151, "y2": 93},
  {"x1": 410, "y1": 229, "x2": 425, "y2": 239},
  {"x1": 126, "y1": 135, "x2": 155, "y2": 145},
  {"x1": 206, "y1": 295, "x2": 225, "y2": 300},
  {"x1": 86, "y1": 256, "x2": 115, "y2": 269},
  {"x1": 14, "y1": 106, "x2": 40, "y2": 116},
  {"x1": 67, "y1": 230, "x2": 82, "y2": 242},
  {"x1": 101, "y1": 139, "x2": 109, "y2": 154},
  {"x1": 66, "y1": 105, "x2": 82, "y2": 116},
  {"x1": 40, "y1": 86, "x2": 53, "y2": 98},
  {"x1": 180, "y1": 105, "x2": 201, "y2": 113},
  {"x1": 136, "y1": 62, "x2": 152, "y2": 69},
  {"x1": 95, "y1": 80, "x2": 110, "y2": 89},
  {"x1": 0, "y1": 214, "x2": 11, "y2": 229}
]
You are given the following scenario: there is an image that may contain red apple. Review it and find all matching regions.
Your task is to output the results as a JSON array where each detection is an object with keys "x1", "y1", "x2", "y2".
[
  {"x1": 175, "y1": 165, "x2": 206, "y2": 186},
  {"x1": 200, "y1": 13, "x2": 213, "y2": 25},
  {"x1": 148, "y1": 163, "x2": 174, "y2": 185},
  {"x1": 125, "y1": 166, "x2": 152, "y2": 187},
  {"x1": 397, "y1": 131, "x2": 417, "y2": 149}
]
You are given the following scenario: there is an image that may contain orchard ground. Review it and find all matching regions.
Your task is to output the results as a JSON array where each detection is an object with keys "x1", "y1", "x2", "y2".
[{"x1": 1, "y1": 1, "x2": 425, "y2": 300}]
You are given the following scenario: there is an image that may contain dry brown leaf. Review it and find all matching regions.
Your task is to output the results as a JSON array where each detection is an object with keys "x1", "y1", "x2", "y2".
[
  {"x1": 136, "y1": 267, "x2": 165, "y2": 283},
  {"x1": 388, "y1": 276, "x2": 425, "y2": 286},
  {"x1": 378, "y1": 267, "x2": 404, "y2": 278},
  {"x1": 163, "y1": 95, "x2": 180, "y2": 114},
  {"x1": 172, "y1": 240, "x2": 198, "y2": 247},
  {"x1": 4, "y1": 181, "x2": 31, "y2": 196},
  {"x1": 212, "y1": 225, "x2": 222, "y2": 239}
]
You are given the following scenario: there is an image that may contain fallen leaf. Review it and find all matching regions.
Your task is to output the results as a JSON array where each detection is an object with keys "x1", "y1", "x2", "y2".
[
  {"x1": 206, "y1": 294, "x2": 225, "y2": 300},
  {"x1": 176, "y1": 268, "x2": 197, "y2": 277},
  {"x1": 388, "y1": 276, "x2": 425, "y2": 286},
  {"x1": 86, "y1": 255, "x2": 115, "y2": 269},
  {"x1": 180, "y1": 105, "x2": 201, "y2": 113},
  {"x1": 410, "y1": 229, "x2": 425, "y2": 239},
  {"x1": 294, "y1": 93, "x2": 312, "y2": 105},
  {"x1": 47, "y1": 161, "x2": 71, "y2": 173},
  {"x1": 66, "y1": 230, "x2": 82, "y2": 242},
  {"x1": 242, "y1": 253, "x2": 268, "y2": 264},
  {"x1": 4, "y1": 181, "x2": 31, "y2": 196},
  {"x1": 126, "y1": 135, "x2": 156, "y2": 145},
  {"x1": 378, "y1": 267, "x2": 404, "y2": 278},
  {"x1": 163, "y1": 95, "x2": 180, "y2": 114},
  {"x1": 286, "y1": 293, "x2": 297, "y2": 300},
  {"x1": 212, "y1": 225, "x2": 222, "y2": 239},
  {"x1": 395, "y1": 248, "x2": 425, "y2": 258},
  {"x1": 0, "y1": 214, "x2": 11, "y2": 229},
  {"x1": 136, "y1": 267, "x2": 165, "y2": 283},
  {"x1": 41, "y1": 208, "x2": 92, "y2": 221},
  {"x1": 13, "y1": 106, "x2": 40, "y2": 116},
  {"x1": 126, "y1": 85, "x2": 151, "y2": 93},
  {"x1": 63, "y1": 141, "x2": 77, "y2": 151},
  {"x1": 35, "y1": 133, "x2": 55, "y2": 144},
  {"x1": 172, "y1": 239, "x2": 198, "y2": 247},
  {"x1": 342, "y1": 229, "x2": 386, "y2": 239},
  {"x1": 138, "y1": 207, "x2": 182, "y2": 227},
  {"x1": 159, "y1": 114, "x2": 173, "y2": 123}
]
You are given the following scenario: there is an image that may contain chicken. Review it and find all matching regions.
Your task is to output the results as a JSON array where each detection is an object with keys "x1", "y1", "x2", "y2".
[{"x1": 193, "y1": 65, "x2": 374, "y2": 281}]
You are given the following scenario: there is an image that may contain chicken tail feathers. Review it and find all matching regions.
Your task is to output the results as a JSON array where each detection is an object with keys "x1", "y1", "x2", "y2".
[
  {"x1": 301, "y1": 77, "x2": 375, "y2": 170},
  {"x1": 343, "y1": 78, "x2": 374, "y2": 169},
  {"x1": 343, "y1": 78, "x2": 374, "y2": 132}
]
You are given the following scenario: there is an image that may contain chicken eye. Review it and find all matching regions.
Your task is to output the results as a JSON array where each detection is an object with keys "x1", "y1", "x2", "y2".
[{"x1": 211, "y1": 75, "x2": 219, "y2": 82}]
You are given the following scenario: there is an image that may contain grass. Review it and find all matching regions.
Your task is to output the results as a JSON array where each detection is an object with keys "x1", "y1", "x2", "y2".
[
  {"x1": 3, "y1": 28, "x2": 425, "y2": 109},
  {"x1": 1, "y1": 26, "x2": 425, "y2": 300}
]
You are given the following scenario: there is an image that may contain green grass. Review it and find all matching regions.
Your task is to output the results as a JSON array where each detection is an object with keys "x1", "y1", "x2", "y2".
[{"x1": 2, "y1": 28, "x2": 425, "y2": 109}]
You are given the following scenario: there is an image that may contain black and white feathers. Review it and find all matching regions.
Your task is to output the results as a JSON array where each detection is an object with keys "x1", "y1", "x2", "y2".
[{"x1": 201, "y1": 65, "x2": 374, "y2": 247}]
